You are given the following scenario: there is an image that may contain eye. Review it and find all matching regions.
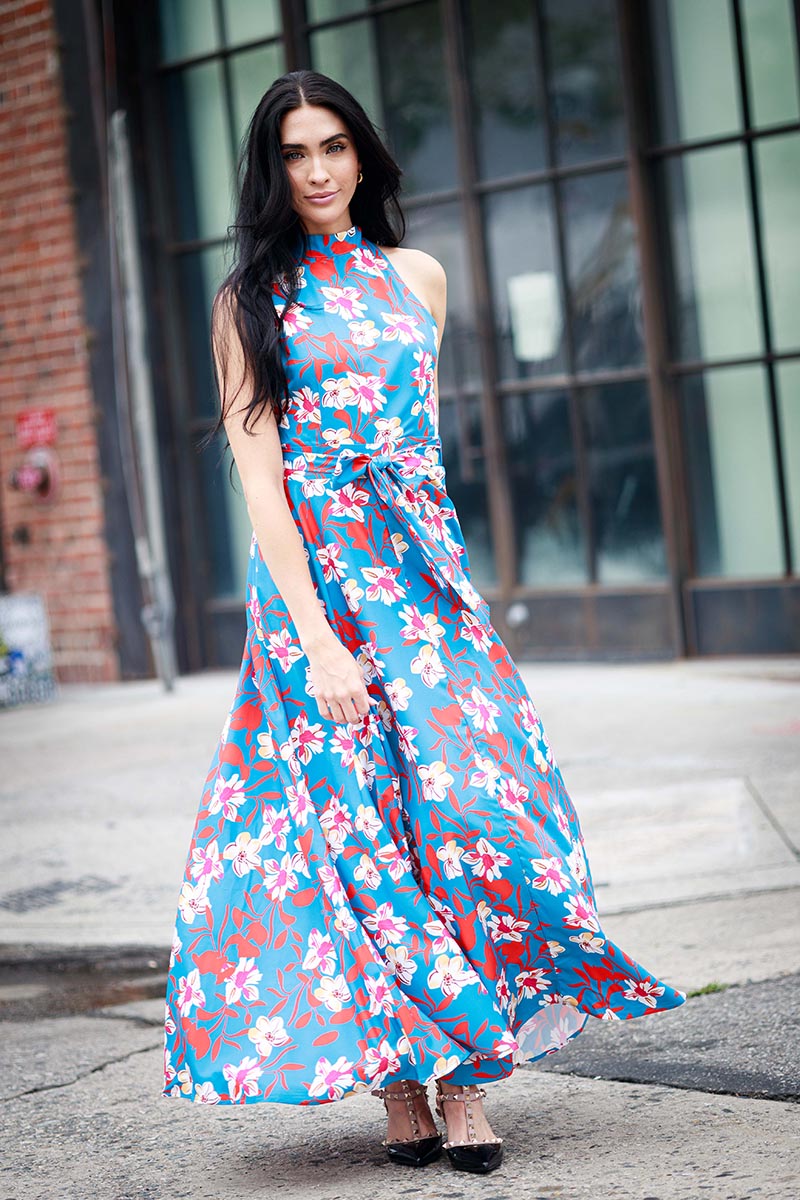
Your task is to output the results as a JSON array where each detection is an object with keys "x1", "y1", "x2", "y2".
[
  {"x1": 283, "y1": 151, "x2": 301, "y2": 161},
  {"x1": 328, "y1": 142, "x2": 346, "y2": 153}
]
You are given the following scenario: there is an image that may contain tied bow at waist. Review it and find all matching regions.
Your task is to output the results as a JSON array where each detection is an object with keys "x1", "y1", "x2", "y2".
[{"x1": 282, "y1": 440, "x2": 490, "y2": 622}]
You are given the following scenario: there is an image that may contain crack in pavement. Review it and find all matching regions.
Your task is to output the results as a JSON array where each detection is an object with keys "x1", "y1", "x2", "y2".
[{"x1": 1, "y1": 1040, "x2": 162, "y2": 1103}]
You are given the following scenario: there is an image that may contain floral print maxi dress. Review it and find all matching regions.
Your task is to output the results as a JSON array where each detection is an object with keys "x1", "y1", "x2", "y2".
[{"x1": 163, "y1": 222, "x2": 685, "y2": 1107}]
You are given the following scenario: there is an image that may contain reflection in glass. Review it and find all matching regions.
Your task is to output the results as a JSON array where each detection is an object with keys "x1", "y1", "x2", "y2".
[
  {"x1": 311, "y1": 3, "x2": 456, "y2": 195},
  {"x1": 504, "y1": 392, "x2": 586, "y2": 586},
  {"x1": 465, "y1": 0, "x2": 545, "y2": 180},
  {"x1": 230, "y1": 43, "x2": 285, "y2": 141},
  {"x1": 308, "y1": 0, "x2": 370, "y2": 21},
  {"x1": 402, "y1": 203, "x2": 480, "y2": 393},
  {"x1": 198, "y1": 435, "x2": 252, "y2": 600},
  {"x1": 165, "y1": 63, "x2": 234, "y2": 242},
  {"x1": 158, "y1": 0, "x2": 219, "y2": 63},
  {"x1": 439, "y1": 396, "x2": 496, "y2": 587},
  {"x1": 776, "y1": 361, "x2": 800, "y2": 570},
  {"x1": 680, "y1": 367, "x2": 783, "y2": 577},
  {"x1": 562, "y1": 170, "x2": 644, "y2": 371},
  {"x1": 661, "y1": 146, "x2": 762, "y2": 361},
  {"x1": 741, "y1": 0, "x2": 800, "y2": 129},
  {"x1": 484, "y1": 186, "x2": 565, "y2": 381},
  {"x1": 648, "y1": 0, "x2": 741, "y2": 144},
  {"x1": 177, "y1": 247, "x2": 228, "y2": 420},
  {"x1": 755, "y1": 135, "x2": 800, "y2": 353},
  {"x1": 543, "y1": 0, "x2": 626, "y2": 165},
  {"x1": 222, "y1": 0, "x2": 280, "y2": 47},
  {"x1": 583, "y1": 381, "x2": 666, "y2": 582}
]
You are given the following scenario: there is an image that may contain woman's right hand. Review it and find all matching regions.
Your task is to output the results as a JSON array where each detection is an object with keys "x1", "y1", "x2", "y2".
[{"x1": 304, "y1": 632, "x2": 376, "y2": 724}]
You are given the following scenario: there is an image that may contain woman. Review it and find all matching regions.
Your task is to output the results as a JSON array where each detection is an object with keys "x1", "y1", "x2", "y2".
[{"x1": 163, "y1": 69, "x2": 686, "y2": 1175}]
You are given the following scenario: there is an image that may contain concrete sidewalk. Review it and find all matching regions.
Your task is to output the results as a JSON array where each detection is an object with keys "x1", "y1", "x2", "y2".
[{"x1": 1, "y1": 658, "x2": 799, "y2": 1199}]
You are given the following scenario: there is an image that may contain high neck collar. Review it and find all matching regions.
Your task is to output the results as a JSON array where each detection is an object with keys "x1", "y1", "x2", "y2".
[{"x1": 300, "y1": 223, "x2": 364, "y2": 253}]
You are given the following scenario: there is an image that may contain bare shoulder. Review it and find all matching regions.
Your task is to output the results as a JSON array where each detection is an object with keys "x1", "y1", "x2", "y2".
[{"x1": 377, "y1": 244, "x2": 446, "y2": 324}]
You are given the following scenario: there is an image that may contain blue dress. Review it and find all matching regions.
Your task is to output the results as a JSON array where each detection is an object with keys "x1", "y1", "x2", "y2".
[{"x1": 163, "y1": 222, "x2": 685, "y2": 1106}]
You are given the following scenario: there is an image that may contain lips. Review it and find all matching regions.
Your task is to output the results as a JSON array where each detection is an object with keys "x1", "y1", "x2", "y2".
[{"x1": 307, "y1": 191, "x2": 337, "y2": 200}]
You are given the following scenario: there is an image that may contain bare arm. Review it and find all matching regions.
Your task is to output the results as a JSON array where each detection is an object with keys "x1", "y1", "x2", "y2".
[{"x1": 213, "y1": 292, "x2": 373, "y2": 725}]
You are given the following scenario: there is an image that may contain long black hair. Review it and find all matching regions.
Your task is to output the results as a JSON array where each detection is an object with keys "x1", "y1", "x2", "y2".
[{"x1": 207, "y1": 70, "x2": 406, "y2": 444}]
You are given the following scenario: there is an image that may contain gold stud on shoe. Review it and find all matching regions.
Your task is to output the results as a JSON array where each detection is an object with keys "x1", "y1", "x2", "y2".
[
  {"x1": 373, "y1": 1080, "x2": 444, "y2": 1167},
  {"x1": 434, "y1": 1081, "x2": 504, "y2": 1173}
]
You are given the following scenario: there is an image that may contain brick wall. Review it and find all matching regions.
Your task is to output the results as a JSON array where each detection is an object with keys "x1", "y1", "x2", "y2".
[{"x1": 0, "y1": 0, "x2": 120, "y2": 682}]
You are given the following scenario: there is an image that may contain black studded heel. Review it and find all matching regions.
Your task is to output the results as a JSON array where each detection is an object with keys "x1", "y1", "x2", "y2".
[
  {"x1": 373, "y1": 1080, "x2": 444, "y2": 1167},
  {"x1": 434, "y1": 1081, "x2": 504, "y2": 1174}
]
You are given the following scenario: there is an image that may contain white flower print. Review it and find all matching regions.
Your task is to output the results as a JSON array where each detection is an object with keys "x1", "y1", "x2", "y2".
[
  {"x1": 381, "y1": 310, "x2": 426, "y2": 345},
  {"x1": 399, "y1": 603, "x2": 444, "y2": 647},
  {"x1": 363, "y1": 901, "x2": 409, "y2": 947},
  {"x1": 259, "y1": 805, "x2": 291, "y2": 851},
  {"x1": 563, "y1": 891, "x2": 601, "y2": 934},
  {"x1": 470, "y1": 752, "x2": 502, "y2": 797},
  {"x1": 384, "y1": 943, "x2": 417, "y2": 985},
  {"x1": 462, "y1": 685, "x2": 502, "y2": 733},
  {"x1": 290, "y1": 383, "x2": 321, "y2": 421},
  {"x1": 353, "y1": 853, "x2": 381, "y2": 890},
  {"x1": 427, "y1": 953, "x2": 478, "y2": 998},
  {"x1": 308, "y1": 1055, "x2": 356, "y2": 1101},
  {"x1": 395, "y1": 722, "x2": 420, "y2": 761},
  {"x1": 208, "y1": 771, "x2": 246, "y2": 820},
  {"x1": 489, "y1": 913, "x2": 530, "y2": 943},
  {"x1": 354, "y1": 803, "x2": 383, "y2": 841},
  {"x1": 623, "y1": 978, "x2": 666, "y2": 1008},
  {"x1": 316, "y1": 543, "x2": 349, "y2": 582},
  {"x1": 287, "y1": 713, "x2": 326, "y2": 764},
  {"x1": 334, "y1": 906, "x2": 357, "y2": 938},
  {"x1": 178, "y1": 880, "x2": 210, "y2": 925},
  {"x1": 418, "y1": 759, "x2": 454, "y2": 803},
  {"x1": 364, "y1": 1038, "x2": 401, "y2": 1084},
  {"x1": 177, "y1": 968, "x2": 205, "y2": 1016},
  {"x1": 435, "y1": 838, "x2": 465, "y2": 879},
  {"x1": 531, "y1": 855, "x2": 570, "y2": 896},
  {"x1": 286, "y1": 780, "x2": 312, "y2": 827},
  {"x1": 376, "y1": 841, "x2": 410, "y2": 883},
  {"x1": 327, "y1": 481, "x2": 371, "y2": 522},
  {"x1": 463, "y1": 837, "x2": 512, "y2": 881},
  {"x1": 385, "y1": 677, "x2": 413, "y2": 711},
  {"x1": 302, "y1": 928, "x2": 337, "y2": 974},
  {"x1": 320, "y1": 796, "x2": 353, "y2": 853},
  {"x1": 365, "y1": 973, "x2": 396, "y2": 1016},
  {"x1": 341, "y1": 577, "x2": 365, "y2": 612},
  {"x1": 247, "y1": 1015, "x2": 292, "y2": 1058},
  {"x1": 314, "y1": 973, "x2": 352, "y2": 1012},
  {"x1": 518, "y1": 967, "x2": 551, "y2": 997},
  {"x1": 256, "y1": 730, "x2": 277, "y2": 759},
  {"x1": 348, "y1": 318, "x2": 381, "y2": 348},
  {"x1": 262, "y1": 851, "x2": 307, "y2": 901},
  {"x1": 222, "y1": 832, "x2": 263, "y2": 878},
  {"x1": 361, "y1": 564, "x2": 406, "y2": 604},
  {"x1": 223, "y1": 1056, "x2": 262, "y2": 1102},
  {"x1": 410, "y1": 642, "x2": 446, "y2": 687},
  {"x1": 191, "y1": 840, "x2": 224, "y2": 887},
  {"x1": 570, "y1": 931, "x2": 606, "y2": 953},
  {"x1": 497, "y1": 774, "x2": 530, "y2": 814},
  {"x1": 267, "y1": 625, "x2": 305, "y2": 674},
  {"x1": 282, "y1": 303, "x2": 313, "y2": 337},
  {"x1": 566, "y1": 841, "x2": 588, "y2": 886},
  {"x1": 194, "y1": 1082, "x2": 220, "y2": 1104},
  {"x1": 321, "y1": 285, "x2": 368, "y2": 321},
  {"x1": 459, "y1": 612, "x2": 492, "y2": 653},
  {"x1": 352, "y1": 244, "x2": 387, "y2": 276},
  {"x1": 225, "y1": 958, "x2": 262, "y2": 1006}
]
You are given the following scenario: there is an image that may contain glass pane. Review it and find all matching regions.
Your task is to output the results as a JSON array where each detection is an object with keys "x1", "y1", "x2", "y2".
[
  {"x1": 543, "y1": 0, "x2": 626, "y2": 166},
  {"x1": 198, "y1": 436, "x2": 252, "y2": 600},
  {"x1": 440, "y1": 396, "x2": 497, "y2": 587},
  {"x1": 176, "y1": 246, "x2": 227, "y2": 420},
  {"x1": 661, "y1": 145, "x2": 762, "y2": 361},
  {"x1": 308, "y1": 0, "x2": 371, "y2": 20},
  {"x1": 465, "y1": 0, "x2": 546, "y2": 180},
  {"x1": 484, "y1": 185, "x2": 566, "y2": 381},
  {"x1": 158, "y1": 0, "x2": 219, "y2": 63},
  {"x1": 755, "y1": 135, "x2": 800, "y2": 353},
  {"x1": 222, "y1": 0, "x2": 281, "y2": 46},
  {"x1": 310, "y1": 3, "x2": 457, "y2": 194},
  {"x1": 741, "y1": 0, "x2": 800, "y2": 128},
  {"x1": 776, "y1": 361, "x2": 800, "y2": 570},
  {"x1": 648, "y1": 0, "x2": 741, "y2": 143},
  {"x1": 582, "y1": 381, "x2": 667, "y2": 583},
  {"x1": 402, "y1": 203, "x2": 480, "y2": 393},
  {"x1": 680, "y1": 367, "x2": 784, "y2": 577},
  {"x1": 165, "y1": 63, "x2": 235, "y2": 242},
  {"x1": 562, "y1": 169, "x2": 645, "y2": 371},
  {"x1": 230, "y1": 43, "x2": 286, "y2": 142},
  {"x1": 504, "y1": 391, "x2": 587, "y2": 586}
]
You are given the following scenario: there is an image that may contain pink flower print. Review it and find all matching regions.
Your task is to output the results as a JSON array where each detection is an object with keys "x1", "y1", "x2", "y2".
[
  {"x1": 347, "y1": 318, "x2": 380, "y2": 348},
  {"x1": 282, "y1": 303, "x2": 313, "y2": 337},
  {"x1": 327, "y1": 481, "x2": 371, "y2": 521},
  {"x1": 363, "y1": 901, "x2": 409, "y2": 948},
  {"x1": 320, "y1": 796, "x2": 353, "y2": 853},
  {"x1": 494, "y1": 1030, "x2": 520, "y2": 1058},
  {"x1": 418, "y1": 759, "x2": 454, "y2": 803},
  {"x1": 435, "y1": 838, "x2": 465, "y2": 879},
  {"x1": 343, "y1": 370, "x2": 386, "y2": 414},
  {"x1": 563, "y1": 891, "x2": 601, "y2": 934},
  {"x1": 365, "y1": 973, "x2": 396, "y2": 1016},
  {"x1": 497, "y1": 774, "x2": 529, "y2": 815},
  {"x1": 208, "y1": 771, "x2": 247, "y2": 821},
  {"x1": 489, "y1": 913, "x2": 530, "y2": 943},
  {"x1": 395, "y1": 721, "x2": 420, "y2": 761},
  {"x1": 459, "y1": 612, "x2": 492, "y2": 653},
  {"x1": 427, "y1": 953, "x2": 478, "y2": 998},
  {"x1": 365, "y1": 1038, "x2": 401, "y2": 1084},
  {"x1": 223, "y1": 832, "x2": 263, "y2": 878},
  {"x1": 354, "y1": 853, "x2": 381, "y2": 890},
  {"x1": 552, "y1": 801, "x2": 570, "y2": 837},
  {"x1": 288, "y1": 713, "x2": 326, "y2": 763},
  {"x1": 303, "y1": 928, "x2": 337, "y2": 974},
  {"x1": 290, "y1": 384, "x2": 320, "y2": 423},
  {"x1": 225, "y1": 957, "x2": 262, "y2": 1006},
  {"x1": 267, "y1": 625, "x2": 304, "y2": 674},
  {"x1": 334, "y1": 907, "x2": 357, "y2": 938},
  {"x1": 247, "y1": 586, "x2": 265, "y2": 641},
  {"x1": 190, "y1": 839, "x2": 224, "y2": 886},
  {"x1": 314, "y1": 973, "x2": 352, "y2": 1012},
  {"x1": 424, "y1": 915, "x2": 453, "y2": 952},
  {"x1": 177, "y1": 968, "x2": 205, "y2": 1016},
  {"x1": 623, "y1": 977, "x2": 666, "y2": 1009},
  {"x1": 470, "y1": 752, "x2": 502, "y2": 797},
  {"x1": 316, "y1": 543, "x2": 349, "y2": 582},
  {"x1": 361, "y1": 564, "x2": 406, "y2": 604},
  {"x1": 308, "y1": 1055, "x2": 356, "y2": 1101},
  {"x1": 247, "y1": 1014, "x2": 292, "y2": 1058},
  {"x1": 570, "y1": 931, "x2": 606, "y2": 954},
  {"x1": 518, "y1": 967, "x2": 551, "y2": 997},
  {"x1": 331, "y1": 725, "x2": 357, "y2": 766},
  {"x1": 222, "y1": 1056, "x2": 262, "y2": 1102},
  {"x1": 194, "y1": 1082, "x2": 220, "y2": 1104},
  {"x1": 376, "y1": 841, "x2": 410, "y2": 883},
  {"x1": 462, "y1": 685, "x2": 502, "y2": 733},
  {"x1": 410, "y1": 643, "x2": 446, "y2": 688},
  {"x1": 463, "y1": 837, "x2": 512, "y2": 882},
  {"x1": 566, "y1": 842, "x2": 588, "y2": 886},
  {"x1": 531, "y1": 855, "x2": 570, "y2": 896},
  {"x1": 353, "y1": 244, "x2": 387, "y2": 276},
  {"x1": 385, "y1": 944, "x2": 417, "y2": 985},
  {"x1": 258, "y1": 805, "x2": 291, "y2": 851},
  {"x1": 354, "y1": 803, "x2": 383, "y2": 841},
  {"x1": 321, "y1": 285, "x2": 368, "y2": 320},
  {"x1": 177, "y1": 880, "x2": 210, "y2": 925},
  {"x1": 262, "y1": 851, "x2": 307, "y2": 902},
  {"x1": 380, "y1": 310, "x2": 426, "y2": 345},
  {"x1": 411, "y1": 348, "x2": 435, "y2": 396},
  {"x1": 399, "y1": 603, "x2": 444, "y2": 647},
  {"x1": 286, "y1": 779, "x2": 312, "y2": 827},
  {"x1": 319, "y1": 862, "x2": 346, "y2": 905},
  {"x1": 545, "y1": 1017, "x2": 581, "y2": 1054}
]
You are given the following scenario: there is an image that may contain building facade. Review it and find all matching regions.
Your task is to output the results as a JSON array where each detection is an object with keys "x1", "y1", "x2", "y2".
[{"x1": 2, "y1": 0, "x2": 799, "y2": 680}]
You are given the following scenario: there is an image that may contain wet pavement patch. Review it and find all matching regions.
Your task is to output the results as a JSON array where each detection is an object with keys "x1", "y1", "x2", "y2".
[
  {"x1": 0, "y1": 874, "x2": 122, "y2": 913},
  {"x1": 0, "y1": 945, "x2": 169, "y2": 1022}
]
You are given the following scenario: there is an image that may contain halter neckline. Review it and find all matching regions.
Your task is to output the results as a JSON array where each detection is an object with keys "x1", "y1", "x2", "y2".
[{"x1": 301, "y1": 223, "x2": 364, "y2": 251}]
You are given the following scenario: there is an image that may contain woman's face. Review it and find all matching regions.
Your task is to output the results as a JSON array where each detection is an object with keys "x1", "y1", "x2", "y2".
[{"x1": 280, "y1": 103, "x2": 362, "y2": 234}]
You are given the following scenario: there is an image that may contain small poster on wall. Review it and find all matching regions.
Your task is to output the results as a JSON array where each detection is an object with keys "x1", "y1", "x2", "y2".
[{"x1": 0, "y1": 593, "x2": 56, "y2": 709}]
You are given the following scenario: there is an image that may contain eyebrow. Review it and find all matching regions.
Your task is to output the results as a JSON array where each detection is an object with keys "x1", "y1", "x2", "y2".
[{"x1": 280, "y1": 132, "x2": 350, "y2": 150}]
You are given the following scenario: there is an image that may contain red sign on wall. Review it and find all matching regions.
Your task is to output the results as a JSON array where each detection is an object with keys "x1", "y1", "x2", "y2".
[{"x1": 16, "y1": 408, "x2": 57, "y2": 449}]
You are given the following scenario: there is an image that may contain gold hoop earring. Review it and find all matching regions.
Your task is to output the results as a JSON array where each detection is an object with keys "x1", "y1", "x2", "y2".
[{"x1": 357, "y1": 171, "x2": 363, "y2": 183}]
